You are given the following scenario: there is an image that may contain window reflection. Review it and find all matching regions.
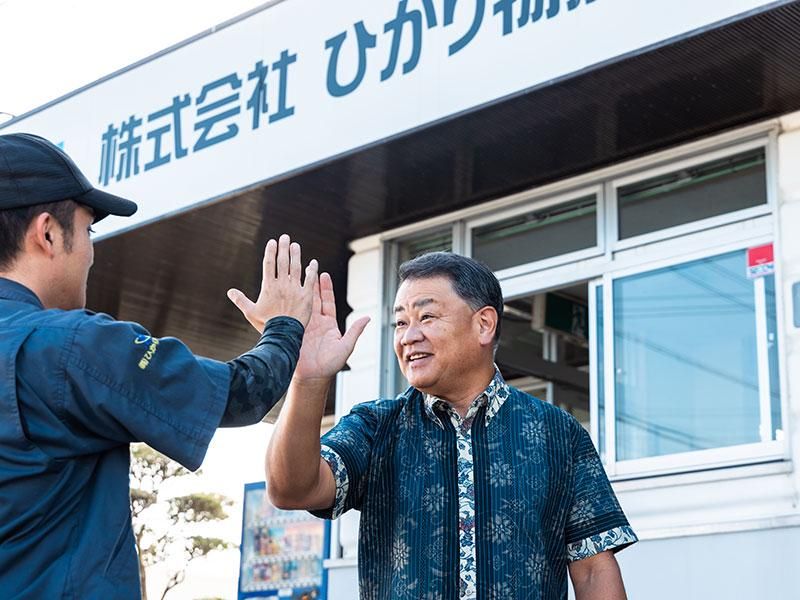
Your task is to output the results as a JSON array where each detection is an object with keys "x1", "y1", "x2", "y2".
[{"x1": 612, "y1": 251, "x2": 780, "y2": 460}]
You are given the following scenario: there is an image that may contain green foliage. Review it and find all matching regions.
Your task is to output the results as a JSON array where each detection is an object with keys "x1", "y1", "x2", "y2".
[
  {"x1": 129, "y1": 444, "x2": 233, "y2": 600},
  {"x1": 131, "y1": 488, "x2": 157, "y2": 518},
  {"x1": 186, "y1": 536, "x2": 231, "y2": 559},
  {"x1": 168, "y1": 493, "x2": 233, "y2": 524}
]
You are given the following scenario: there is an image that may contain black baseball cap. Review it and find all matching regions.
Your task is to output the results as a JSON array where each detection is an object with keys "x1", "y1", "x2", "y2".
[{"x1": 0, "y1": 132, "x2": 137, "y2": 222}]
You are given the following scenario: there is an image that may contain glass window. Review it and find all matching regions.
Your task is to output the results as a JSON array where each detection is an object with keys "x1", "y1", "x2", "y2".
[
  {"x1": 617, "y1": 148, "x2": 767, "y2": 240},
  {"x1": 399, "y1": 229, "x2": 452, "y2": 262},
  {"x1": 471, "y1": 195, "x2": 597, "y2": 271},
  {"x1": 611, "y1": 250, "x2": 781, "y2": 461}
]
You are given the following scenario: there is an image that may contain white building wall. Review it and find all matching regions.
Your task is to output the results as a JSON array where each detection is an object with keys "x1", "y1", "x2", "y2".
[
  {"x1": 325, "y1": 238, "x2": 383, "y2": 596},
  {"x1": 616, "y1": 524, "x2": 800, "y2": 600},
  {"x1": 777, "y1": 110, "x2": 800, "y2": 506},
  {"x1": 328, "y1": 112, "x2": 800, "y2": 599}
]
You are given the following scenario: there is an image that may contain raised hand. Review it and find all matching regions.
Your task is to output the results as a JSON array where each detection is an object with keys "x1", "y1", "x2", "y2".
[
  {"x1": 227, "y1": 234, "x2": 319, "y2": 332},
  {"x1": 294, "y1": 272, "x2": 370, "y2": 383}
]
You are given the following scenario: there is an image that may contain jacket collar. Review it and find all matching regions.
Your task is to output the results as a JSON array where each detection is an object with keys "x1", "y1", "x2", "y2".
[{"x1": 0, "y1": 277, "x2": 45, "y2": 309}]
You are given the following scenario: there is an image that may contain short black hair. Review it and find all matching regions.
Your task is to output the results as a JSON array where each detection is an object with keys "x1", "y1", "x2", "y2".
[
  {"x1": 0, "y1": 200, "x2": 77, "y2": 270},
  {"x1": 397, "y1": 251, "x2": 504, "y2": 343}
]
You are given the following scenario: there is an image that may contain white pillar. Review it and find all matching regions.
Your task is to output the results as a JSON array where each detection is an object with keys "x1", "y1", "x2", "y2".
[
  {"x1": 777, "y1": 111, "x2": 800, "y2": 501},
  {"x1": 325, "y1": 235, "x2": 383, "y2": 596}
]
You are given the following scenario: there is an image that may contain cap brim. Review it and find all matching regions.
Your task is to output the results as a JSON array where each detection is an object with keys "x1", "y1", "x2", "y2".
[{"x1": 75, "y1": 187, "x2": 138, "y2": 223}]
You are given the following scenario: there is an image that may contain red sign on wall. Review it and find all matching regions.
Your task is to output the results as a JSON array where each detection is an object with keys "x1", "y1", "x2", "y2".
[{"x1": 747, "y1": 243, "x2": 775, "y2": 279}]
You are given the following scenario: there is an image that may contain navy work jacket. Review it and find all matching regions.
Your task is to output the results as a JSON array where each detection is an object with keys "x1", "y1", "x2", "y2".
[{"x1": 0, "y1": 278, "x2": 231, "y2": 599}]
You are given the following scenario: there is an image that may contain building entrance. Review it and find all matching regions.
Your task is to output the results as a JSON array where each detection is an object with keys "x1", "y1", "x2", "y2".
[{"x1": 497, "y1": 282, "x2": 591, "y2": 431}]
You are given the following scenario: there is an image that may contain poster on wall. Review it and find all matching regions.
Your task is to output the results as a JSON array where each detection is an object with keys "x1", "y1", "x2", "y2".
[{"x1": 238, "y1": 482, "x2": 329, "y2": 599}]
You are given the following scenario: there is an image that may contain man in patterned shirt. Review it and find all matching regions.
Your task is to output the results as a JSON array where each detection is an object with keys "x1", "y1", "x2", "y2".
[{"x1": 267, "y1": 252, "x2": 637, "y2": 599}]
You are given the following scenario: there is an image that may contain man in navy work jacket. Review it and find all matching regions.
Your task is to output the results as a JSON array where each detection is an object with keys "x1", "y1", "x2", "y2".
[
  {"x1": 266, "y1": 252, "x2": 637, "y2": 599},
  {"x1": 0, "y1": 133, "x2": 319, "y2": 599}
]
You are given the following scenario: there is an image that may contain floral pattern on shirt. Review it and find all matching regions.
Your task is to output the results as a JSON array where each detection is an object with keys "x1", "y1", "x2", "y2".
[
  {"x1": 314, "y1": 371, "x2": 638, "y2": 600},
  {"x1": 423, "y1": 370, "x2": 510, "y2": 599},
  {"x1": 320, "y1": 445, "x2": 348, "y2": 519},
  {"x1": 566, "y1": 525, "x2": 638, "y2": 562}
]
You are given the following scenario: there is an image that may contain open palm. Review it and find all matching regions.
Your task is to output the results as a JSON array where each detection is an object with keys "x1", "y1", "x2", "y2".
[{"x1": 294, "y1": 272, "x2": 370, "y2": 382}]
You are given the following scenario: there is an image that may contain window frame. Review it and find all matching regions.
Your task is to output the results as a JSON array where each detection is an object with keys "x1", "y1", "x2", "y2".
[
  {"x1": 598, "y1": 235, "x2": 790, "y2": 480},
  {"x1": 464, "y1": 184, "x2": 605, "y2": 280},
  {"x1": 609, "y1": 138, "x2": 773, "y2": 252},
  {"x1": 588, "y1": 278, "x2": 605, "y2": 462}
]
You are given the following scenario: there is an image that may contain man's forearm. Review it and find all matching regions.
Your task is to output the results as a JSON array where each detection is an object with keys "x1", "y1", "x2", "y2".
[
  {"x1": 266, "y1": 378, "x2": 329, "y2": 507},
  {"x1": 221, "y1": 316, "x2": 304, "y2": 427},
  {"x1": 571, "y1": 553, "x2": 627, "y2": 600},
  {"x1": 574, "y1": 577, "x2": 627, "y2": 600}
]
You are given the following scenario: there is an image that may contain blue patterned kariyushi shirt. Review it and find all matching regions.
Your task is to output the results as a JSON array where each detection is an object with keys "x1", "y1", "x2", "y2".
[{"x1": 315, "y1": 370, "x2": 637, "y2": 599}]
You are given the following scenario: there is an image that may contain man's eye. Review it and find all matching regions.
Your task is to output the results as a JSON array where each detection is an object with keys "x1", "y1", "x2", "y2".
[
  {"x1": 420, "y1": 314, "x2": 433, "y2": 321},
  {"x1": 393, "y1": 321, "x2": 407, "y2": 328}
]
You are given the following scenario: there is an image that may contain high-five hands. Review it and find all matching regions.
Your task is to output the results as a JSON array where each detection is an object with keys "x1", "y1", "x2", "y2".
[
  {"x1": 227, "y1": 234, "x2": 319, "y2": 332},
  {"x1": 294, "y1": 272, "x2": 370, "y2": 383}
]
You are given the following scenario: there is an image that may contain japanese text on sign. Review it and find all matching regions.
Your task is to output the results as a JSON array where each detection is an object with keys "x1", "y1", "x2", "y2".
[{"x1": 97, "y1": 0, "x2": 597, "y2": 185}]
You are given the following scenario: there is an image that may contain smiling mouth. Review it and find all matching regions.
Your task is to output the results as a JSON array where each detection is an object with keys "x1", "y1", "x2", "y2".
[{"x1": 406, "y1": 352, "x2": 433, "y2": 363}]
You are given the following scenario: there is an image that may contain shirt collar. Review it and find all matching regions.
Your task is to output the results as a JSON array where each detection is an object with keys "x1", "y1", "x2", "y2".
[
  {"x1": 423, "y1": 367, "x2": 511, "y2": 429},
  {"x1": 0, "y1": 277, "x2": 44, "y2": 309}
]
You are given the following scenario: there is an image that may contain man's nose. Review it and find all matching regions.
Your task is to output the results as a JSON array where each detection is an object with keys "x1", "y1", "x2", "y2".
[{"x1": 401, "y1": 322, "x2": 424, "y2": 345}]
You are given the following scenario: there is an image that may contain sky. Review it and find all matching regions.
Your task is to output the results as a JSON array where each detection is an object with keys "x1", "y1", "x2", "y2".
[
  {"x1": 0, "y1": 2, "x2": 284, "y2": 599},
  {"x1": 0, "y1": 0, "x2": 273, "y2": 119}
]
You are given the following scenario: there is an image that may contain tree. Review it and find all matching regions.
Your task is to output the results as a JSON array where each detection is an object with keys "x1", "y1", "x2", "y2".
[{"x1": 130, "y1": 445, "x2": 234, "y2": 600}]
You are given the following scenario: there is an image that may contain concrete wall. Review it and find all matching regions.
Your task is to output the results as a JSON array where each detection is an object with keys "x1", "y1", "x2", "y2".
[{"x1": 615, "y1": 525, "x2": 800, "y2": 600}]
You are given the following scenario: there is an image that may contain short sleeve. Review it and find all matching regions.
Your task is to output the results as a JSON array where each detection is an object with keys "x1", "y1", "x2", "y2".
[
  {"x1": 60, "y1": 313, "x2": 230, "y2": 470},
  {"x1": 565, "y1": 423, "x2": 638, "y2": 562},
  {"x1": 309, "y1": 401, "x2": 380, "y2": 520}
]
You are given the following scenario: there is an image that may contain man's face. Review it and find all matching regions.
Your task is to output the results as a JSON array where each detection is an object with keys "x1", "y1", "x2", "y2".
[
  {"x1": 393, "y1": 276, "x2": 488, "y2": 398},
  {"x1": 53, "y1": 205, "x2": 95, "y2": 309}
]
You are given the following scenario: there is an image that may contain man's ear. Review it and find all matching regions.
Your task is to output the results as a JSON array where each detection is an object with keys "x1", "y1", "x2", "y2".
[
  {"x1": 475, "y1": 306, "x2": 499, "y2": 347},
  {"x1": 28, "y1": 212, "x2": 58, "y2": 258}
]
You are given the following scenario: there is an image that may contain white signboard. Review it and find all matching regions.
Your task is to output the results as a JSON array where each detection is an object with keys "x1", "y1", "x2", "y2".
[{"x1": 1, "y1": 0, "x2": 782, "y2": 237}]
